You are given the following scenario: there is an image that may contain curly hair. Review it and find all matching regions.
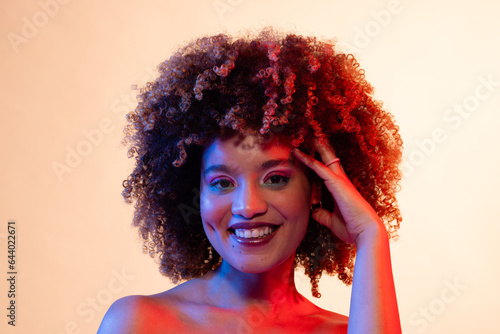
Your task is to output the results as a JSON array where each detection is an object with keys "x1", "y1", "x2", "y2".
[{"x1": 122, "y1": 28, "x2": 403, "y2": 298}]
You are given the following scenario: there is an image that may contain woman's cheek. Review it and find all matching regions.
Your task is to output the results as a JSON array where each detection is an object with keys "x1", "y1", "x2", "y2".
[
  {"x1": 199, "y1": 189, "x2": 212, "y2": 222},
  {"x1": 200, "y1": 190, "x2": 229, "y2": 226}
]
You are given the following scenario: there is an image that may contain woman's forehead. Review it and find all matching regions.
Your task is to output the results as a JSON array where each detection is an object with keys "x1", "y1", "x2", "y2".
[{"x1": 202, "y1": 134, "x2": 293, "y2": 166}]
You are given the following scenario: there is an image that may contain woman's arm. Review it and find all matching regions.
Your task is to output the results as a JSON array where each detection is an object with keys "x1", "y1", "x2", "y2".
[
  {"x1": 293, "y1": 141, "x2": 401, "y2": 334},
  {"x1": 348, "y1": 224, "x2": 401, "y2": 333}
]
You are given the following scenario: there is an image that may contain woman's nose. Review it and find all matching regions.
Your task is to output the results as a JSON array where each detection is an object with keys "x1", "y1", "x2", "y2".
[{"x1": 231, "y1": 182, "x2": 268, "y2": 219}]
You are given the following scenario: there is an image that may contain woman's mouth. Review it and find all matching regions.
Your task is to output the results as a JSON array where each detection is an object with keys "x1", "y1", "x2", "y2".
[
  {"x1": 229, "y1": 224, "x2": 279, "y2": 244},
  {"x1": 234, "y1": 226, "x2": 277, "y2": 239}
]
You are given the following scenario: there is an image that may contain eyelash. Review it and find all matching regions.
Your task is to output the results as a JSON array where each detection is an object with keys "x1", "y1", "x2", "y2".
[
  {"x1": 209, "y1": 178, "x2": 235, "y2": 191},
  {"x1": 208, "y1": 173, "x2": 290, "y2": 191},
  {"x1": 264, "y1": 173, "x2": 290, "y2": 186}
]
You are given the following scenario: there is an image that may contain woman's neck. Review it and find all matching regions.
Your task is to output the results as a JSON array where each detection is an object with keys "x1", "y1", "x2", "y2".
[{"x1": 203, "y1": 255, "x2": 306, "y2": 312}]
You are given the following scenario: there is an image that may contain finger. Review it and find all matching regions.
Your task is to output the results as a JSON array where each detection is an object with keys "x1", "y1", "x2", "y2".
[
  {"x1": 311, "y1": 207, "x2": 334, "y2": 230},
  {"x1": 292, "y1": 148, "x2": 339, "y2": 183},
  {"x1": 314, "y1": 139, "x2": 344, "y2": 176},
  {"x1": 293, "y1": 147, "x2": 361, "y2": 210},
  {"x1": 312, "y1": 207, "x2": 355, "y2": 244}
]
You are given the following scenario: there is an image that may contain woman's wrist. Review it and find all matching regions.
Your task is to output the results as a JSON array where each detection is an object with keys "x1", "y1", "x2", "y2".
[{"x1": 354, "y1": 220, "x2": 389, "y2": 248}]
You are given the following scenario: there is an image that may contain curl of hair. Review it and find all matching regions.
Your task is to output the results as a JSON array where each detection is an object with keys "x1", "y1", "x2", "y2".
[{"x1": 122, "y1": 28, "x2": 403, "y2": 298}]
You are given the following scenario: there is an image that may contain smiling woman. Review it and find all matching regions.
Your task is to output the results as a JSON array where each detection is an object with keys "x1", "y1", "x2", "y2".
[
  {"x1": 98, "y1": 27, "x2": 403, "y2": 333},
  {"x1": 200, "y1": 135, "x2": 314, "y2": 275}
]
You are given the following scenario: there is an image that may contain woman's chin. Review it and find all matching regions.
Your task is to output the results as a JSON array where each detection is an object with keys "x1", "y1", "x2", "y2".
[{"x1": 223, "y1": 253, "x2": 295, "y2": 275}]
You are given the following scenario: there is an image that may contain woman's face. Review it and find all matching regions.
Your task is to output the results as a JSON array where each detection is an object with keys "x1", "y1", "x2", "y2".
[{"x1": 200, "y1": 134, "x2": 318, "y2": 273}]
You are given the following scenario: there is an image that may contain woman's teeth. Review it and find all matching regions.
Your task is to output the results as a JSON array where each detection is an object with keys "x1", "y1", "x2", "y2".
[{"x1": 234, "y1": 226, "x2": 275, "y2": 239}]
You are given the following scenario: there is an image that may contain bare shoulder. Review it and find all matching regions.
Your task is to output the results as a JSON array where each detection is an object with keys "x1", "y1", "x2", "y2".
[
  {"x1": 318, "y1": 307, "x2": 349, "y2": 323},
  {"x1": 97, "y1": 295, "x2": 142, "y2": 334},
  {"x1": 314, "y1": 308, "x2": 349, "y2": 333},
  {"x1": 97, "y1": 294, "x2": 186, "y2": 334},
  {"x1": 97, "y1": 278, "x2": 210, "y2": 333}
]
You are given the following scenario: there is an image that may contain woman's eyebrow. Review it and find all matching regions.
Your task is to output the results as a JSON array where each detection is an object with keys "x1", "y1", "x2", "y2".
[
  {"x1": 203, "y1": 164, "x2": 230, "y2": 176},
  {"x1": 260, "y1": 158, "x2": 295, "y2": 170},
  {"x1": 203, "y1": 158, "x2": 294, "y2": 176}
]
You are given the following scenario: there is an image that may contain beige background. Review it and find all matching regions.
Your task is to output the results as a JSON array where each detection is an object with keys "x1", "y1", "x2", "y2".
[{"x1": 1, "y1": 0, "x2": 499, "y2": 333}]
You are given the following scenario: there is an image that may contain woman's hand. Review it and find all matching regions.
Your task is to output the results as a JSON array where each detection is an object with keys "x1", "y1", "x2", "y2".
[
  {"x1": 292, "y1": 139, "x2": 386, "y2": 245},
  {"x1": 295, "y1": 139, "x2": 402, "y2": 333}
]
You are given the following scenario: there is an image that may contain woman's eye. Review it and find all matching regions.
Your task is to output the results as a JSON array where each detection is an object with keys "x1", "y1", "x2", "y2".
[
  {"x1": 264, "y1": 174, "x2": 290, "y2": 186},
  {"x1": 209, "y1": 178, "x2": 234, "y2": 190}
]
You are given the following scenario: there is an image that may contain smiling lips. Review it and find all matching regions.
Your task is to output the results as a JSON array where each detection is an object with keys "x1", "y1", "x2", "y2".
[
  {"x1": 229, "y1": 223, "x2": 279, "y2": 244},
  {"x1": 234, "y1": 226, "x2": 275, "y2": 239}
]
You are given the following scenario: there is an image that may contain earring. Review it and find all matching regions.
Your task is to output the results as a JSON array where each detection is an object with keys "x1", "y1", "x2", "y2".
[{"x1": 310, "y1": 201, "x2": 322, "y2": 212}]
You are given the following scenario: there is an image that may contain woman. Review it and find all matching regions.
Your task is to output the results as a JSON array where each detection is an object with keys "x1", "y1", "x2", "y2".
[{"x1": 98, "y1": 28, "x2": 403, "y2": 333}]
